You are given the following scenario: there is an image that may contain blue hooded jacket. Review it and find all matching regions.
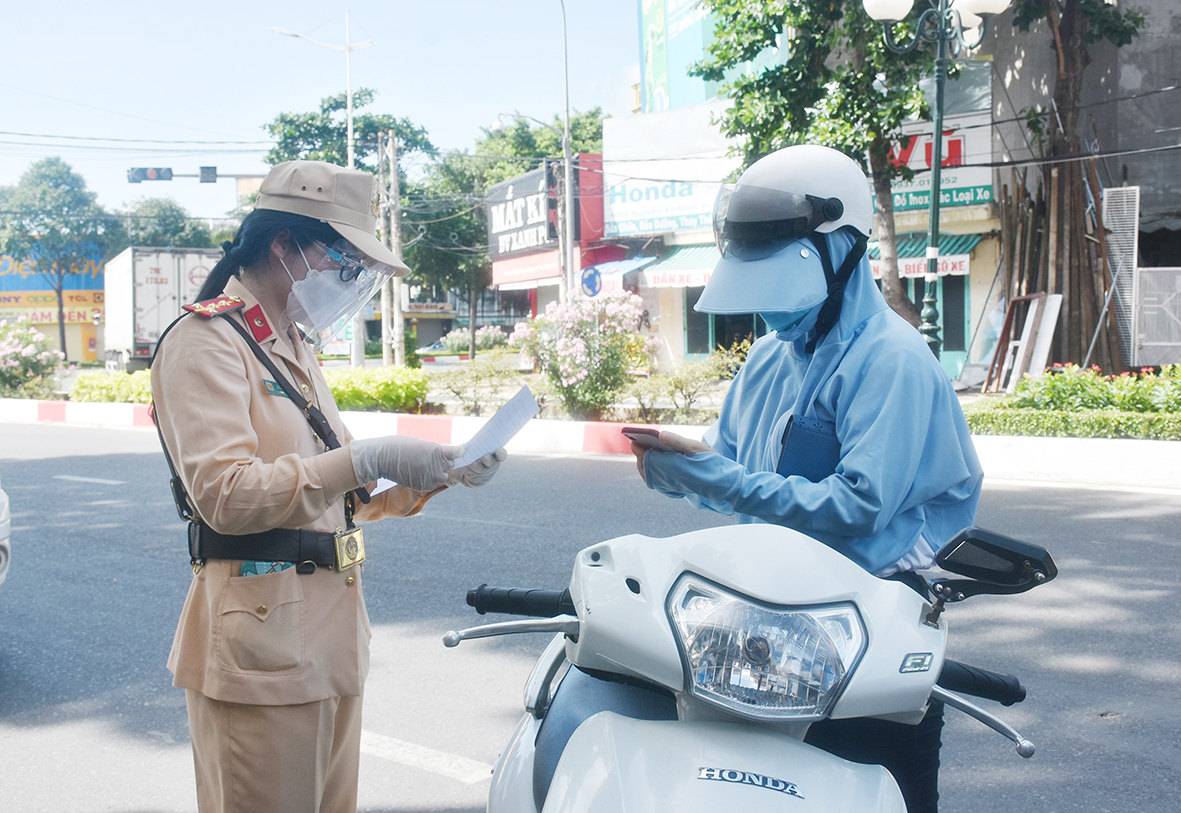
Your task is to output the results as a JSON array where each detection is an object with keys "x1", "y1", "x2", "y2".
[{"x1": 643, "y1": 230, "x2": 983, "y2": 574}]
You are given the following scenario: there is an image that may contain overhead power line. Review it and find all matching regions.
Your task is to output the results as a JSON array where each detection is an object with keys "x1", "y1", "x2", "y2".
[
  {"x1": 0, "y1": 139, "x2": 265, "y2": 155},
  {"x1": 0, "y1": 130, "x2": 273, "y2": 145}
]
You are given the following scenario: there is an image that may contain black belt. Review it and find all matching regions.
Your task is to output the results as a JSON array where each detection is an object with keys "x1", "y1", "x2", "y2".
[{"x1": 188, "y1": 523, "x2": 337, "y2": 573}]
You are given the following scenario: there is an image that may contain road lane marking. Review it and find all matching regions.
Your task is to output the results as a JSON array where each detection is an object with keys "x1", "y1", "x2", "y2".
[
  {"x1": 986, "y1": 478, "x2": 1181, "y2": 496},
  {"x1": 360, "y1": 730, "x2": 492, "y2": 783},
  {"x1": 53, "y1": 475, "x2": 126, "y2": 485}
]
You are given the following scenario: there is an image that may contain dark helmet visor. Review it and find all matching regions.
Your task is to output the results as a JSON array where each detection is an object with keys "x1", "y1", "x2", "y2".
[{"x1": 713, "y1": 182, "x2": 844, "y2": 261}]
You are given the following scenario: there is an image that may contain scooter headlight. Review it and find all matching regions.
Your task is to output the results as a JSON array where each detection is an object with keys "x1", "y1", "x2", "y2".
[{"x1": 668, "y1": 575, "x2": 866, "y2": 721}]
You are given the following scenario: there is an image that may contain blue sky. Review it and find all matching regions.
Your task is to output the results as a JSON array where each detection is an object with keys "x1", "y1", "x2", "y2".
[{"x1": 0, "y1": 1, "x2": 641, "y2": 219}]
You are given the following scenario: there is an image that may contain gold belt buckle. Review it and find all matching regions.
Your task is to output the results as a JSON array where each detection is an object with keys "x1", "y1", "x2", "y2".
[{"x1": 333, "y1": 527, "x2": 365, "y2": 571}]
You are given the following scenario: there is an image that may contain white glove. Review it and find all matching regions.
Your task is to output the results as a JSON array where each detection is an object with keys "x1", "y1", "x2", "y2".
[
  {"x1": 448, "y1": 448, "x2": 508, "y2": 488},
  {"x1": 350, "y1": 436, "x2": 462, "y2": 492}
]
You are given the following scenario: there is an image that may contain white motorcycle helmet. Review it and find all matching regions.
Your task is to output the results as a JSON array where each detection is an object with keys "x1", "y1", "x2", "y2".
[{"x1": 697, "y1": 145, "x2": 873, "y2": 349}]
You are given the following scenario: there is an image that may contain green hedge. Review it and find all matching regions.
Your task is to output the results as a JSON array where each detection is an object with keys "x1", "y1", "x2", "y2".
[
  {"x1": 68, "y1": 367, "x2": 428, "y2": 413},
  {"x1": 965, "y1": 406, "x2": 1181, "y2": 440},
  {"x1": 70, "y1": 370, "x2": 154, "y2": 404},
  {"x1": 323, "y1": 366, "x2": 428, "y2": 412}
]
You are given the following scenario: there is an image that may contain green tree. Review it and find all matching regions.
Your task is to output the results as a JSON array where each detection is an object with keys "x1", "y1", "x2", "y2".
[
  {"x1": 0, "y1": 158, "x2": 122, "y2": 359},
  {"x1": 118, "y1": 197, "x2": 214, "y2": 251},
  {"x1": 1012, "y1": 0, "x2": 1143, "y2": 157},
  {"x1": 264, "y1": 88, "x2": 435, "y2": 171},
  {"x1": 693, "y1": 1, "x2": 938, "y2": 325},
  {"x1": 402, "y1": 109, "x2": 605, "y2": 356}
]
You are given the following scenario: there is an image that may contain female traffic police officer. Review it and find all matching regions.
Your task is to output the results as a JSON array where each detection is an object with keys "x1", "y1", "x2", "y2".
[
  {"x1": 151, "y1": 160, "x2": 505, "y2": 812},
  {"x1": 631, "y1": 145, "x2": 983, "y2": 813}
]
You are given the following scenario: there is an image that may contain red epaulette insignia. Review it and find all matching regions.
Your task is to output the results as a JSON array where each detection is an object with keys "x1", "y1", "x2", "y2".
[
  {"x1": 244, "y1": 304, "x2": 273, "y2": 341},
  {"x1": 183, "y1": 295, "x2": 245, "y2": 318}
]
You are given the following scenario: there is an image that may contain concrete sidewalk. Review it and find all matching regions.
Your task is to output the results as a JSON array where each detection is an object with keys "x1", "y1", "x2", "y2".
[{"x1": 1, "y1": 398, "x2": 1176, "y2": 493}]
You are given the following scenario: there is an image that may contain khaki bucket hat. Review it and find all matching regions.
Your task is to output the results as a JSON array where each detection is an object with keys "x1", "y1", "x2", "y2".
[{"x1": 255, "y1": 160, "x2": 411, "y2": 276}]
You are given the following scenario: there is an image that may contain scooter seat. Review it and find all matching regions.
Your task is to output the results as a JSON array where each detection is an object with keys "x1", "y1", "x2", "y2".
[{"x1": 534, "y1": 666, "x2": 677, "y2": 810}]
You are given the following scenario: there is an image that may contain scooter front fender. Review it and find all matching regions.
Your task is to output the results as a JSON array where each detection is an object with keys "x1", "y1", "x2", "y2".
[{"x1": 542, "y1": 712, "x2": 905, "y2": 813}]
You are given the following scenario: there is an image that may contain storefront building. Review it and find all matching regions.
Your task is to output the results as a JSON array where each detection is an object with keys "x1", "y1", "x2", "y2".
[
  {"x1": 0, "y1": 253, "x2": 105, "y2": 362},
  {"x1": 488, "y1": 154, "x2": 625, "y2": 317},
  {"x1": 597, "y1": 98, "x2": 741, "y2": 369},
  {"x1": 604, "y1": 4, "x2": 1005, "y2": 378}
]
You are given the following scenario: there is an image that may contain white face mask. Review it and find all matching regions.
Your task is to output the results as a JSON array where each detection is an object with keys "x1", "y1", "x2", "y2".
[{"x1": 280, "y1": 241, "x2": 392, "y2": 349}]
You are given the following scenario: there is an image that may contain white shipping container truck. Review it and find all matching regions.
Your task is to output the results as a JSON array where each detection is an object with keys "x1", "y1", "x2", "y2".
[{"x1": 104, "y1": 247, "x2": 222, "y2": 370}]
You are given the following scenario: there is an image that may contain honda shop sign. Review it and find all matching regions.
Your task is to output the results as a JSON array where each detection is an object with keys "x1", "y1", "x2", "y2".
[{"x1": 602, "y1": 98, "x2": 739, "y2": 238}]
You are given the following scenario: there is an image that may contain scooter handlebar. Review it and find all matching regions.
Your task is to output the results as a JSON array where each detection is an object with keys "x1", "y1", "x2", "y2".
[
  {"x1": 466, "y1": 584, "x2": 576, "y2": 618},
  {"x1": 938, "y1": 659, "x2": 1027, "y2": 706}
]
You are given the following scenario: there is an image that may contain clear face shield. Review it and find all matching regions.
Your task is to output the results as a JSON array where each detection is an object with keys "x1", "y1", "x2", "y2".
[
  {"x1": 284, "y1": 238, "x2": 398, "y2": 349},
  {"x1": 712, "y1": 183, "x2": 844, "y2": 261}
]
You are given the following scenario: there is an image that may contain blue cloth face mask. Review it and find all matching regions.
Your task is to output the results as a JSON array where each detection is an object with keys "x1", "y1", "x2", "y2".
[
  {"x1": 761, "y1": 311, "x2": 808, "y2": 332},
  {"x1": 760, "y1": 302, "x2": 824, "y2": 341}
]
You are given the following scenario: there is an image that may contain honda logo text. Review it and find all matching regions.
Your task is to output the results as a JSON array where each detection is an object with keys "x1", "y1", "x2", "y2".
[{"x1": 698, "y1": 767, "x2": 804, "y2": 799}]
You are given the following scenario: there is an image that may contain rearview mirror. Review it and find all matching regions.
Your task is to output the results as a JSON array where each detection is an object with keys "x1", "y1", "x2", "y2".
[
  {"x1": 930, "y1": 527, "x2": 1057, "y2": 602},
  {"x1": 937, "y1": 527, "x2": 1057, "y2": 587}
]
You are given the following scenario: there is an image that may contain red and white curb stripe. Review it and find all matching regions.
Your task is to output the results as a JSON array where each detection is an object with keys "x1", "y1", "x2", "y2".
[
  {"x1": 0, "y1": 399, "x2": 156, "y2": 429},
  {"x1": 0, "y1": 398, "x2": 703, "y2": 457},
  {"x1": 2, "y1": 398, "x2": 1176, "y2": 490}
]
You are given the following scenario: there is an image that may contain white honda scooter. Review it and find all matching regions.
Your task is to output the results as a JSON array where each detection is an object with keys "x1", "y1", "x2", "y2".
[{"x1": 444, "y1": 524, "x2": 1056, "y2": 811}]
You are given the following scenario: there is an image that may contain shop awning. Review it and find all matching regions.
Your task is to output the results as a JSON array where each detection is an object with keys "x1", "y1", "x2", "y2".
[
  {"x1": 867, "y1": 232, "x2": 985, "y2": 279},
  {"x1": 581, "y1": 256, "x2": 658, "y2": 297},
  {"x1": 492, "y1": 247, "x2": 580, "y2": 289},
  {"x1": 867, "y1": 232, "x2": 984, "y2": 259},
  {"x1": 640, "y1": 245, "x2": 721, "y2": 288}
]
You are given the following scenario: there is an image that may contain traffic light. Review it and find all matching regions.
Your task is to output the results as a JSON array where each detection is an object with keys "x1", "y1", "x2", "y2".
[
  {"x1": 127, "y1": 167, "x2": 173, "y2": 183},
  {"x1": 543, "y1": 158, "x2": 580, "y2": 242},
  {"x1": 544, "y1": 159, "x2": 561, "y2": 240},
  {"x1": 199, "y1": 166, "x2": 217, "y2": 183}
]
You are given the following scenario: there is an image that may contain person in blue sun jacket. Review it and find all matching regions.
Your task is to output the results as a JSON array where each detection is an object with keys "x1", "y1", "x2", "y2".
[{"x1": 631, "y1": 144, "x2": 983, "y2": 813}]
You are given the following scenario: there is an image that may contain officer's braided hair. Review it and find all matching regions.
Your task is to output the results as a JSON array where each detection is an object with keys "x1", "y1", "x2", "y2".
[{"x1": 196, "y1": 210, "x2": 341, "y2": 302}]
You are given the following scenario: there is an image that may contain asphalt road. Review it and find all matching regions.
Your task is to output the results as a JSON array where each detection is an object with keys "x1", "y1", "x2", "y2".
[{"x1": 0, "y1": 422, "x2": 1177, "y2": 812}]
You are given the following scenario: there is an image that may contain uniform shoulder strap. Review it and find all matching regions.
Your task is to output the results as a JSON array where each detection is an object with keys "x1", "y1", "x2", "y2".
[{"x1": 182, "y1": 295, "x2": 246, "y2": 318}]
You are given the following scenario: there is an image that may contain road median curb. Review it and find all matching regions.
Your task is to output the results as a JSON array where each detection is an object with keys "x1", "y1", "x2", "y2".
[{"x1": 3, "y1": 398, "x2": 1174, "y2": 490}]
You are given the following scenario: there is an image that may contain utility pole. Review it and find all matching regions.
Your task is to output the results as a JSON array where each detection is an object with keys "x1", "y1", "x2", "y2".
[
  {"x1": 387, "y1": 131, "x2": 406, "y2": 366},
  {"x1": 556, "y1": 169, "x2": 568, "y2": 303},
  {"x1": 378, "y1": 130, "x2": 392, "y2": 366}
]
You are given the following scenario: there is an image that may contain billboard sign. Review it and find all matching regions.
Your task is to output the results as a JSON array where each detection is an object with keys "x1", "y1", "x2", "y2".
[
  {"x1": 886, "y1": 111, "x2": 994, "y2": 211},
  {"x1": 486, "y1": 168, "x2": 556, "y2": 260}
]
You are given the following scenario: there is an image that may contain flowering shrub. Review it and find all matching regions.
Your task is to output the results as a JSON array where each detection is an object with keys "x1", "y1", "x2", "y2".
[
  {"x1": 441, "y1": 325, "x2": 508, "y2": 353},
  {"x1": 0, "y1": 317, "x2": 65, "y2": 399},
  {"x1": 1004, "y1": 363, "x2": 1181, "y2": 413},
  {"x1": 510, "y1": 292, "x2": 661, "y2": 419}
]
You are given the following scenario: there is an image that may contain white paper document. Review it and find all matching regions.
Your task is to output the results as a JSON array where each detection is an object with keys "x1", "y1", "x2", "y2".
[
  {"x1": 369, "y1": 386, "x2": 539, "y2": 495},
  {"x1": 455, "y1": 386, "x2": 539, "y2": 467}
]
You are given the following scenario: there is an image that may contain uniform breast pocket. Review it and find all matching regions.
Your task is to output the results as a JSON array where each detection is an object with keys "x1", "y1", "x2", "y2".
[{"x1": 216, "y1": 568, "x2": 304, "y2": 673}]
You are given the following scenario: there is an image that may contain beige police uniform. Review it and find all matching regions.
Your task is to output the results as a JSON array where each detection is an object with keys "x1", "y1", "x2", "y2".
[{"x1": 152, "y1": 276, "x2": 436, "y2": 813}]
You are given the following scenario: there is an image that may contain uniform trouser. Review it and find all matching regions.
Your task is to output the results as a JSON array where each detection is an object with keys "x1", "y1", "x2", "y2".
[
  {"x1": 803, "y1": 699, "x2": 945, "y2": 813},
  {"x1": 186, "y1": 689, "x2": 363, "y2": 813}
]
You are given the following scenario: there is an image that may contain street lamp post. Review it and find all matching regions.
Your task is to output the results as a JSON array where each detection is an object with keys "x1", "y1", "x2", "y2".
[
  {"x1": 559, "y1": 0, "x2": 575, "y2": 302},
  {"x1": 491, "y1": 2, "x2": 575, "y2": 303},
  {"x1": 270, "y1": 10, "x2": 374, "y2": 367},
  {"x1": 862, "y1": 0, "x2": 1010, "y2": 358}
]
